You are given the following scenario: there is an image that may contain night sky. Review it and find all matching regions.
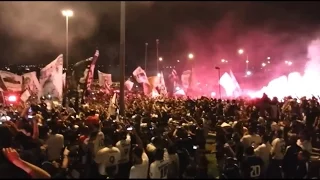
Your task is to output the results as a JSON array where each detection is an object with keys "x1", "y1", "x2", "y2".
[{"x1": 1, "y1": 1, "x2": 320, "y2": 76}]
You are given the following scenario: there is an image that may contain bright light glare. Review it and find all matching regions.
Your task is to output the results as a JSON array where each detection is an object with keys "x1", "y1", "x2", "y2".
[
  {"x1": 8, "y1": 95, "x2": 17, "y2": 102},
  {"x1": 267, "y1": 57, "x2": 271, "y2": 60},
  {"x1": 246, "y1": 60, "x2": 249, "y2": 63},
  {"x1": 246, "y1": 71, "x2": 252, "y2": 76},
  {"x1": 267, "y1": 61, "x2": 270, "y2": 64},
  {"x1": 221, "y1": 59, "x2": 225, "y2": 63},
  {"x1": 157, "y1": 73, "x2": 161, "y2": 77},
  {"x1": 62, "y1": 10, "x2": 73, "y2": 17},
  {"x1": 175, "y1": 87, "x2": 181, "y2": 91},
  {"x1": 210, "y1": 92, "x2": 216, "y2": 97},
  {"x1": 188, "y1": 53, "x2": 194, "y2": 59},
  {"x1": 285, "y1": 61, "x2": 293, "y2": 66},
  {"x1": 238, "y1": 49, "x2": 244, "y2": 55},
  {"x1": 262, "y1": 63, "x2": 266, "y2": 67},
  {"x1": 177, "y1": 60, "x2": 180, "y2": 63},
  {"x1": 159, "y1": 57, "x2": 163, "y2": 61}
]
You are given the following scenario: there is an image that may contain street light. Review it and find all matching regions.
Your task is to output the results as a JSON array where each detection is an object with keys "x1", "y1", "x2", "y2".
[
  {"x1": 188, "y1": 53, "x2": 194, "y2": 60},
  {"x1": 267, "y1": 57, "x2": 271, "y2": 60},
  {"x1": 61, "y1": 9, "x2": 73, "y2": 107},
  {"x1": 177, "y1": 60, "x2": 180, "y2": 63},
  {"x1": 285, "y1": 61, "x2": 292, "y2": 66},
  {"x1": 246, "y1": 71, "x2": 252, "y2": 76},
  {"x1": 215, "y1": 66, "x2": 221, "y2": 99},
  {"x1": 61, "y1": 10, "x2": 73, "y2": 72},
  {"x1": 238, "y1": 49, "x2": 244, "y2": 55},
  {"x1": 221, "y1": 59, "x2": 228, "y2": 63},
  {"x1": 261, "y1": 62, "x2": 266, "y2": 67},
  {"x1": 159, "y1": 57, "x2": 163, "y2": 62}
]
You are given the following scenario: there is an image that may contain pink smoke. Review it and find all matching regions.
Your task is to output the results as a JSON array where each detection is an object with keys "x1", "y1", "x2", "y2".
[{"x1": 245, "y1": 39, "x2": 320, "y2": 99}]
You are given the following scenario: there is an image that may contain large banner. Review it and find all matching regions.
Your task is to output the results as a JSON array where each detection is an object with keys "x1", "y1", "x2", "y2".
[
  {"x1": 39, "y1": 54, "x2": 64, "y2": 101},
  {"x1": 0, "y1": 71, "x2": 23, "y2": 91},
  {"x1": 22, "y1": 71, "x2": 41, "y2": 96},
  {"x1": 133, "y1": 66, "x2": 148, "y2": 84}
]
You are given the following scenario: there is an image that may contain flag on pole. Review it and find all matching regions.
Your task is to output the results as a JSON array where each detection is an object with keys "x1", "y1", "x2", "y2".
[
  {"x1": 125, "y1": 80, "x2": 134, "y2": 91},
  {"x1": 181, "y1": 70, "x2": 192, "y2": 90},
  {"x1": 39, "y1": 54, "x2": 64, "y2": 101},
  {"x1": 72, "y1": 57, "x2": 93, "y2": 91},
  {"x1": 98, "y1": 70, "x2": 112, "y2": 94},
  {"x1": 108, "y1": 93, "x2": 118, "y2": 117},
  {"x1": 229, "y1": 70, "x2": 241, "y2": 97},
  {"x1": 86, "y1": 50, "x2": 99, "y2": 91},
  {"x1": 133, "y1": 66, "x2": 148, "y2": 84}
]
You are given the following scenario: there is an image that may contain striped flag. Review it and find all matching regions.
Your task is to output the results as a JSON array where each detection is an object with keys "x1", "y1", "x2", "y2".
[{"x1": 86, "y1": 50, "x2": 99, "y2": 91}]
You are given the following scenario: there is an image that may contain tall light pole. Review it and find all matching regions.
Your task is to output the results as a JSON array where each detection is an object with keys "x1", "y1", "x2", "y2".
[
  {"x1": 215, "y1": 66, "x2": 221, "y2": 99},
  {"x1": 62, "y1": 9, "x2": 73, "y2": 107},
  {"x1": 156, "y1": 39, "x2": 159, "y2": 72},
  {"x1": 61, "y1": 10, "x2": 73, "y2": 75},
  {"x1": 188, "y1": 53, "x2": 194, "y2": 95},
  {"x1": 145, "y1": 43, "x2": 148, "y2": 72},
  {"x1": 119, "y1": 1, "x2": 126, "y2": 116}
]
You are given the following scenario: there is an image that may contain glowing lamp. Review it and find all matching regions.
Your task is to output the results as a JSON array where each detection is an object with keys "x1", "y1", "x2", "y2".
[{"x1": 8, "y1": 95, "x2": 17, "y2": 102}]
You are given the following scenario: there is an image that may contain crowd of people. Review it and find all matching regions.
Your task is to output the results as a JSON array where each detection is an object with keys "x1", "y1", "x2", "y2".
[{"x1": 0, "y1": 92, "x2": 319, "y2": 179}]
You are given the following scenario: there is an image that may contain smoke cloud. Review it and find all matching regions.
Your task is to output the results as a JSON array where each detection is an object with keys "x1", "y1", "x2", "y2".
[{"x1": 0, "y1": 2, "x2": 108, "y2": 62}]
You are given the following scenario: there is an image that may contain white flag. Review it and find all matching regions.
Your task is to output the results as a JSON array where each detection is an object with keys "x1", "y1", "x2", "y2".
[
  {"x1": 108, "y1": 93, "x2": 117, "y2": 117},
  {"x1": 22, "y1": 71, "x2": 41, "y2": 96},
  {"x1": 39, "y1": 54, "x2": 64, "y2": 101},
  {"x1": 20, "y1": 89, "x2": 31, "y2": 102},
  {"x1": 159, "y1": 72, "x2": 167, "y2": 95},
  {"x1": 125, "y1": 80, "x2": 134, "y2": 91},
  {"x1": 219, "y1": 72, "x2": 236, "y2": 97},
  {"x1": 181, "y1": 70, "x2": 191, "y2": 90},
  {"x1": 0, "y1": 71, "x2": 22, "y2": 92},
  {"x1": 98, "y1": 71, "x2": 112, "y2": 88},
  {"x1": 133, "y1": 66, "x2": 148, "y2": 84},
  {"x1": 229, "y1": 70, "x2": 241, "y2": 97}
]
